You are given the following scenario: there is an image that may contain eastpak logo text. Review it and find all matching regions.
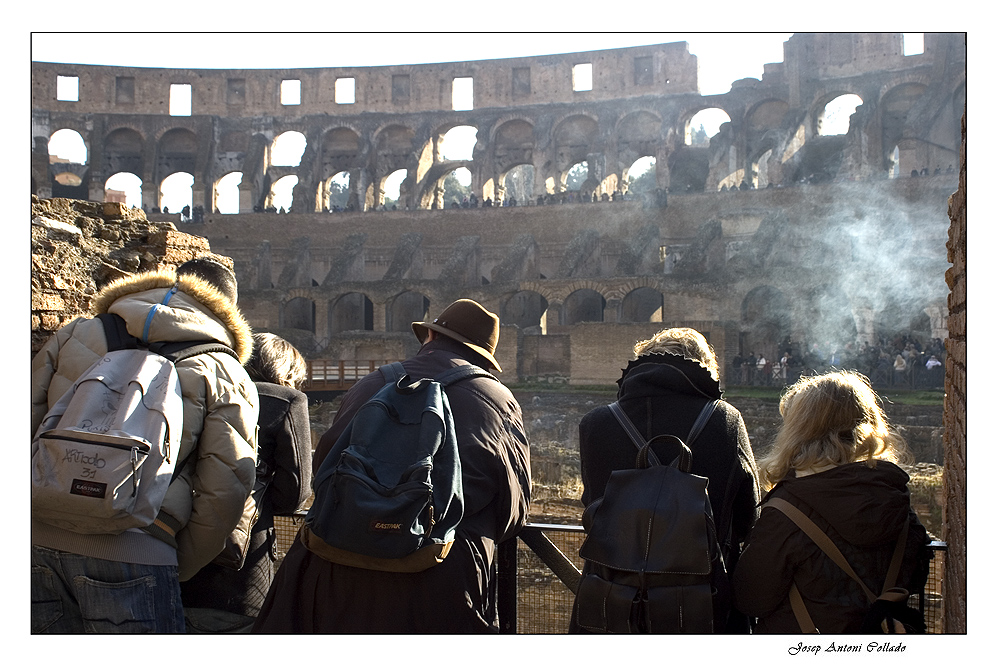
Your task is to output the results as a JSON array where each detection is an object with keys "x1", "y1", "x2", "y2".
[
  {"x1": 369, "y1": 520, "x2": 403, "y2": 533},
  {"x1": 70, "y1": 479, "x2": 107, "y2": 498}
]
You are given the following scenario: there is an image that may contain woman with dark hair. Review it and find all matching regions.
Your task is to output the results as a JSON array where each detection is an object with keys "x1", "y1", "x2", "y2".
[
  {"x1": 570, "y1": 327, "x2": 761, "y2": 633},
  {"x1": 180, "y1": 333, "x2": 313, "y2": 632},
  {"x1": 732, "y1": 370, "x2": 930, "y2": 633}
]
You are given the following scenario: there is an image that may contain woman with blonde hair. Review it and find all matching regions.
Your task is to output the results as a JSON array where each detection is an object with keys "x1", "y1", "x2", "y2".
[
  {"x1": 733, "y1": 370, "x2": 930, "y2": 633},
  {"x1": 571, "y1": 327, "x2": 761, "y2": 633}
]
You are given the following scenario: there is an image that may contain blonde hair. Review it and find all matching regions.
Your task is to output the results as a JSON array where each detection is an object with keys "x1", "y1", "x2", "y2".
[
  {"x1": 245, "y1": 333, "x2": 307, "y2": 389},
  {"x1": 633, "y1": 327, "x2": 719, "y2": 381},
  {"x1": 758, "y1": 370, "x2": 909, "y2": 489}
]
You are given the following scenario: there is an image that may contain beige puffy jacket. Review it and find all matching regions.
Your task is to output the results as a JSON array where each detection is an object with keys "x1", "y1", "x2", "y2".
[{"x1": 31, "y1": 269, "x2": 258, "y2": 581}]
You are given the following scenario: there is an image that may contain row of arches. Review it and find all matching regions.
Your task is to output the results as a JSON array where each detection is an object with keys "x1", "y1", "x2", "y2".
[
  {"x1": 43, "y1": 91, "x2": 896, "y2": 213},
  {"x1": 280, "y1": 282, "x2": 939, "y2": 370}
]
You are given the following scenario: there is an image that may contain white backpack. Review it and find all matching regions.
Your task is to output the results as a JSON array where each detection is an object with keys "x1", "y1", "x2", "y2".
[{"x1": 31, "y1": 313, "x2": 236, "y2": 535}]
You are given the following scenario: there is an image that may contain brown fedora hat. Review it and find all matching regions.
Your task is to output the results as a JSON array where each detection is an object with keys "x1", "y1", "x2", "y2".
[{"x1": 412, "y1": 299, "x2": 502, "y2": 371}]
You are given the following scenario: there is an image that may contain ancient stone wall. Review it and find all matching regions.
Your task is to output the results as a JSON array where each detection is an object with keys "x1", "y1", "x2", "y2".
[
  {"x1": 943, "y1": 110, "x2": 966, "y2": 633},
  {"x1": 32, "y1": 33, "x2": 965, "y2": 215},
  {"x1": 30, "y1": 196, "x2": 230, "y2": 356}
]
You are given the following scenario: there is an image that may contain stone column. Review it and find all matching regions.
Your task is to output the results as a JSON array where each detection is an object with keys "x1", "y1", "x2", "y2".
[
  {"x1": 314, "y1": 297, "x2": 330, "y2": 343},
  {"x1": 604, "y1": 298, "x2": 622, "y2": 324},
  {"x1": 373, "y1": 300, "x2": 388, "y2": 332},
  {"x1": 546, "y1": 301, "x2": 563, "y2": 329}
]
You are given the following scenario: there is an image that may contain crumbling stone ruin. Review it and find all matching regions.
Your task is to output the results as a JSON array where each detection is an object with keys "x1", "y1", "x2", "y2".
[{"x1": 30, "y1": 195, "x2": 230, "y2": 356}]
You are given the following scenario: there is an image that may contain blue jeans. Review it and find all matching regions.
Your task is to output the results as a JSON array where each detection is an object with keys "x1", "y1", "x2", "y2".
[{"x1": 31, "y1": 545, "x2": 186, "y2": 633}]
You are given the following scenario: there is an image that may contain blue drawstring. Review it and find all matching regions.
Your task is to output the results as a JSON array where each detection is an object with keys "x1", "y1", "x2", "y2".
[{"x1": 141, "y1": 284, "x2": 178, "y2": 344}]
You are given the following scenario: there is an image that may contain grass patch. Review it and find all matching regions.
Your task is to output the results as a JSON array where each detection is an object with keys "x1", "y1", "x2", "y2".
[{"x1": 878, "y1": 389, "x2": 945, "y2": 406}]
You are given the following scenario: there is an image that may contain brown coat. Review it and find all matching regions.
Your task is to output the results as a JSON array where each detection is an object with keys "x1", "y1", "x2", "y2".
[
  {"x1": 253, "y1": 337, "x2": 531, "y2": 633},
  {"x1": 732, "y1": 461, "x2": 930, "y2": 633}
]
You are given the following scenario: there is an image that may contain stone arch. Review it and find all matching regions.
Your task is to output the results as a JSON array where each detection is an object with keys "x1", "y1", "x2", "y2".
[
  {"x1": 329, "y1": 292, "x2": 375, "y2": 333},
  {"x1": 564, "y1": 288, "x2": 605, "y2": 324},
  {"x1": 373, "y1": 123, "x2": 418, "y2": 173},
  {"x1": 878, "y1": 82, "x2": 929, "y2": 173},
  {"x1": 387, "y1": 290, "x2": 430, "y2": 333},
  {"x1": 489, "y1": 117, "x2": 535, "y2": 177},
  {"x1": 105, "y1": 172, "x2": 142, "y2": 207},
  {"x1": 615, "y1": 109, "x2": 662, "y2": 164},
  {"x1": 812, "y1": 90, "x2": 866, "y2": 136},
  {"x1": 156, "y1": 127, "x2": 199, "y2": 181},
  {"x1": 319, "y1": 126, "x2": 363, "y2": 178},
  {"x1": 213, "y1": 171, "x2": 243, "y2": 214},
  {"x1": 104, "y1": 127, "x2": 145, "y2": 178},
  {"x1": 270, "y1": 130, "x2": 307, "y2": 167},
  {"x1": 282, "y1": 295, "x2": 316, "y2": 332},
  {"x1": 681, "y1": 105, "x2": 733, "y2": 146},
  {"x1": 501, "y1": 290, "x2": 548, "y2": 330},
  {"x1": 552, "y1": 113, "x2": 600, "y2": 175},
  {"x1": 48, "y1": 128, "x2": 88, "y2": 165},
  {"x1": 620, "y1": 286, "x2": 664, "y2": 323}
]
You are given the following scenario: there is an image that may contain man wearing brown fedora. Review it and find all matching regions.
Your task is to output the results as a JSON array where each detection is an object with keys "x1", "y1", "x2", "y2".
[{"x1": 254, "y1": 299, "x2": 531, "y2": 633}]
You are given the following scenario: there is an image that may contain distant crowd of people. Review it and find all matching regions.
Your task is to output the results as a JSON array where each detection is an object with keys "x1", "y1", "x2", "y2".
[{"x1": 732, "y1": 333, "x2": 947, "y2": 389}]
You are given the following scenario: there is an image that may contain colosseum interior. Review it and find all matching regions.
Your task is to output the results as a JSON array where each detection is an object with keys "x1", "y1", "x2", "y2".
[{"x1": 31, "y1": 33, "x2": 965, "y2": 386}]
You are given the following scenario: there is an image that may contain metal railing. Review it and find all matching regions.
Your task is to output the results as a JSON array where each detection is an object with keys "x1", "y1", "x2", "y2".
[{"x1": 274, "y1": 516, "x2": 947, "y2": 634}]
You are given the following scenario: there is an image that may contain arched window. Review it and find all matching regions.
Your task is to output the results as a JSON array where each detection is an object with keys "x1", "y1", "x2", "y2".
[
  {"x1": 105, "y1": 173, "x2": 142, "y2": 208},
  {"x1": 564, "y1": 289, "x2": 605, "y2": 324},
  {"x1": 626, "y1": 156, "x2": 656, "y2": 196},
  {"x1": 270, "y1": 175, "x2": 298, "y2": 211},
  {"x1": 621, "y1": 287, "x2": 663, "y2": 323},
  {"x1": 441, "y1": 125, "x2": 477, "y2": 161},
  {"x1": 271, "y1": 131, "x2": 307, "y2": 166},
  {"x1": 215, "y1": 172, "x2": 242, "y2": 213},
  {"x1": 48, "y1": 129, "x2": 87, "y2": 164},
  {"x1": 330, "y1": 293, "x2": 374, "y2": 333},
  {"x1": 160, "y1": 172, "x2": 193, "y2": 216},
  {"x1": 818, "y1": 94, "x2": 863, "y2": 136},
  {"x1": 687, "y1": 108, "x2": 730, "y2": 146},
  {"x1": 389, "y1": 292, "x2": 429, "y2": 332}
]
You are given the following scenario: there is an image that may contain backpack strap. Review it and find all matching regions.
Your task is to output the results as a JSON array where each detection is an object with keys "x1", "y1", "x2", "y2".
[
  {"x1": 97, "y1": 312, "x2": 238, "y2": 363},
  {"x1": 686, "y1": 400, "x2": 719, "y2": 444},
  {"x1": 97, "y1": 312, "x2": 138, "y2": 351},
  {"x1": 434, "y1": 363, "x2": 498, "y2": 387},
  {"x1": 379, "y1": 362, "x2": 408, "y2": 385},
  {"x1": 151, "y1": 340, "x2": 239, "y2": 363},
  {"x1": 608, "y1": 401, "x2": 646, "y2": 451}
]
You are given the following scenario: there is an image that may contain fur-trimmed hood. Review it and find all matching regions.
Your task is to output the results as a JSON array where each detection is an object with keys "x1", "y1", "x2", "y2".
[{"x1": 91, "y1": 268, "x2": 254, "y2": 363}]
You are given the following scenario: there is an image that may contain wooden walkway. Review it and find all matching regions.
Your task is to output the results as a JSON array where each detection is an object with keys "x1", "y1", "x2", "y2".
[{"x1": 302, "y1": 359, "x2": 401, "y2": 392}]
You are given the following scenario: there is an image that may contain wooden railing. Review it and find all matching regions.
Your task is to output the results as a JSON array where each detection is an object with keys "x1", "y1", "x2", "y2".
[{"x1": 302, "y1": 360, "x2": 402, "y2": 391}]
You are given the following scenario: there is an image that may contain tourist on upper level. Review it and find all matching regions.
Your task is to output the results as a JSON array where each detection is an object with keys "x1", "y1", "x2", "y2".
[
  {"x1": 732, "y1": 370, "x2": 931, "y2": 633},
  {"x1": 570, "y1": 327, "x2": 761, "y2": 633}
]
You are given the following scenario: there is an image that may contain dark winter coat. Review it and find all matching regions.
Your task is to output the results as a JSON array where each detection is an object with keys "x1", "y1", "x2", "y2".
[
  {"x1": 569, "y1": 353, "x2": 761, "y2": 633},
  {"x1": 252, "y1": 336, "x2": 531, "y2": 633},
  {"x1": 181, "y1": 382, "x2": 313, "y2": 617},
  {"x1": 732, "y1": 461, "x2": 931, "y2": 633}
]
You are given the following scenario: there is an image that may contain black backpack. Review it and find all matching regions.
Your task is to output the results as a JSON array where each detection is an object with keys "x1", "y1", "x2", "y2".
[{"x1": 574, "y1": 400, "x2": 730, "y2": 633}]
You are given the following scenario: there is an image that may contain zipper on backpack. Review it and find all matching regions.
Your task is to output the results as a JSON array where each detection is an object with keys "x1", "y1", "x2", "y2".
[{"x1": 40, "y1": 431, "x2": 152, "y2": 455}]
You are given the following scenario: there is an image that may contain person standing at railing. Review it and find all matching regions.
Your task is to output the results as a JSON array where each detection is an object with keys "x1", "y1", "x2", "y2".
[
  {"x1": 731, "y1": 371, "x2": 931, "y2": 633},
  {"x1": 571, "y1": 327, "x2": 761, "y2": 633},
  {"x1": 252, "y1": 299, "x2": 531, "y2": 633},
  {"x1": 181, "y1": 333, "x2": 313, "y2": 632}
]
